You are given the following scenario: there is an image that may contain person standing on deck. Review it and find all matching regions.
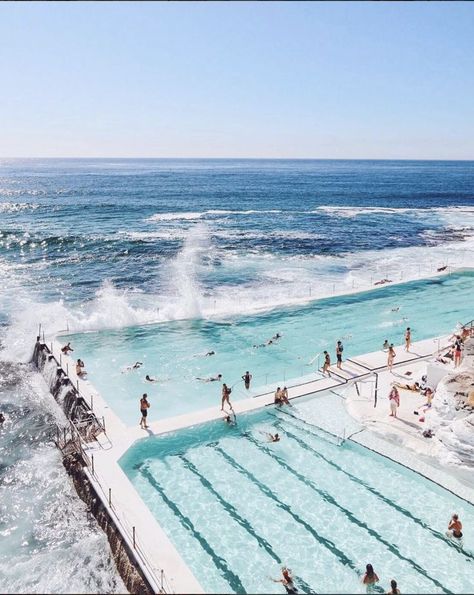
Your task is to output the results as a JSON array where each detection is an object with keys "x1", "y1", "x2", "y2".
[
  {"x1": 405, "y1": 327, "x2": 411, "y2": 351},
  {"x1": 388, "y1": 386, "x2": 400, "y2": 417},
  {"x1": 139, "y1": 393, "x2": 150, "y2": 429},
  {"x1": 454, "y1": 336, "x2": 463, "y2": 368},
  {"x1": 242, "y1": 371, "x2": 252, "y2": 390},
  {"x1": 322, "y1": 351, "x2": 331, "y2": 376},
  {"x1": 221, "y1": 383, "x2": 233, "y2": 412},
  {"x1": 387, "y1": 344, "x2": 396, "y2": 371},
  {"x1": 336, "y1": 341, "x2": 343, "y2": 369}
]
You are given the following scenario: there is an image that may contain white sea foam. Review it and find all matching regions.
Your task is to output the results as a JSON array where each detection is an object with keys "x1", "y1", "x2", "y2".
[
  {"x1": 146, "y1": 212, "x2": 203, "y2": 222},
  {"x1": 0, "y1": 202, "x2": 40, "y2": 213}
]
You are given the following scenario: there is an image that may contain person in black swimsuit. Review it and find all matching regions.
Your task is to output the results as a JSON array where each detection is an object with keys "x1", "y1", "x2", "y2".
[
  {"x1": 242, "y1": 371, "x2": 252, "y2": 390},
  {"x1": 140, "y1": 393, "x2": 150, "y2": 429}
]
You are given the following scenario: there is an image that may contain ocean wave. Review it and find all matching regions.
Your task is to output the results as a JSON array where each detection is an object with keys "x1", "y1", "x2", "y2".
[
  {"x1": 0, "y1": 202, "x2": 40, "y2": 213},
  {"x1": 146, "y1": 212, "x2": 203, "y2": 222},
  {"x1": 313, "y1": 205, "x2": 474, "y2": 218}
]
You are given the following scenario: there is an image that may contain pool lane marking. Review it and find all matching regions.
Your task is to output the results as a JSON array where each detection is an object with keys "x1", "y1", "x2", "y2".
[
  {"x1": 179, "y1": 453, "x2": 314, "y2": 595},
  {"x1": 213, "y1": 443, "x2": 357, "y2": 577},
  {"x1": 139, "y1": 465, "x2": 246, "y2": 594},
  {"x1": 272, "y1": 413, "x2": 474, "y2": 561},
  {"x1": 242, "y1": 433, "x2": 452, "y2": 595},
  {"x1": 179, "y1": 454, "x2": 282, "y2": 563}
]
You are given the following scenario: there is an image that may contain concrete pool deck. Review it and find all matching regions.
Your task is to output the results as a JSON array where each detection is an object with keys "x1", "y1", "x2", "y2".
[{"x1": 42, "y1": 327, "x2": 473, "y2": 594}]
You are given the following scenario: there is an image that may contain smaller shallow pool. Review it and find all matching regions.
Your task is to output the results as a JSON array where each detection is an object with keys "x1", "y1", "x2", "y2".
[{"x1": 120, "y1": 395, "x2": 474, "y2": 594}]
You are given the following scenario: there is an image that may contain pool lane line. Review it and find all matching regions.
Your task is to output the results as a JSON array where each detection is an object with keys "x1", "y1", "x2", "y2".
[
  {"x1": 213, "y1": 443, "x2": 356, "y2": 578},
  {"x1": 273, "y1": 420, "x2": 474, "y2": 563},
  {"x1": 272, "y1": 414, "x2": 474, "y2": 562},
  {"x1": 178, "y1": 454, "x2": 282, "y2": 564},
  {"x1": 242, "y1": 433, "x2": 452, "y2": 595},
  {"x1": 179, "y1": 454, "x2": 314, "y2": 595},
  {"x1": 277, "y1": 407, "x2": 340, "y2": 440},
  {"x1": 139, "y1": 465, "x2": 246, "y2": 595}
]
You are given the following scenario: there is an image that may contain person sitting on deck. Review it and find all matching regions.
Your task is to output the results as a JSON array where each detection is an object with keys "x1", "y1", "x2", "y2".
[
  {"x1": 274, "y1": 387, "x2": 283, "y2": 406},
  {"x1": 61, "y1": 342, "x2": 73, "y2": 355},
  {"x1": 280, "y1": 386, "x2": 292, "y2": 406},
  {"x1": 76, "y1": 359, "x2": 87, "y2": 377}
]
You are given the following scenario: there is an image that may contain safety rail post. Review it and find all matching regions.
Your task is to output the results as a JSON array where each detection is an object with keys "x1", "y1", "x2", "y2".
[
  {"x1": 91, "y1": 394, "x2": 94, "y2": 412},
  {"x1": 108, "y1": 488, "x2": 112, "y2": 507},
  {"x1": 373, "y1": 372, "x2": 378, "y2": 408},
  {"x1": 132, "y1": 526, "x2": 136, "y2": 549},
  {"x1": 102, "y1": 416, "x2": 106, "y2": 432},
  {"x1": 91, "y1": 454, "x2": 95, "y2": 476},
  {"x1": 66, "y1": 362, "x2": 69, "y2": 376}
]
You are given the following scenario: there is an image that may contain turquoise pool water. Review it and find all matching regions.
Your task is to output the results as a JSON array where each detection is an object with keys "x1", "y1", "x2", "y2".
[
  {"x1": 120, "y1": 397, "x2": 474, "y2": 594},
  {"x1": 65, "y1": 272, "x2": 474, "y2": 425}
]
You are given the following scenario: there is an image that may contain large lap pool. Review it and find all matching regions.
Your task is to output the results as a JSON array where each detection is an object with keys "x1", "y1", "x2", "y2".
[
  {"x1": 65, "y1": 271, "x2": 474, "y2": 425},
  {"x1": 120, "y1": 396, "x2": 474, "y2": 594}
]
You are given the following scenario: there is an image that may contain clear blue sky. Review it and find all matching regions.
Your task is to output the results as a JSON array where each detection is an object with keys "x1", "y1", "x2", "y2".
[{"x1": 1, "y1": 1, "x2": 473, "y2": 159}]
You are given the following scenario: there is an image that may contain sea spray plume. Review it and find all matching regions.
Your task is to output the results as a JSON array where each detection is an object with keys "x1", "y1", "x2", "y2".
[
  {"x1": 161, "y1": 223, "x2": 213, "y2": 320},
  {"x1": 0, "y1": 281, "x2": 160, "y2": 362}
]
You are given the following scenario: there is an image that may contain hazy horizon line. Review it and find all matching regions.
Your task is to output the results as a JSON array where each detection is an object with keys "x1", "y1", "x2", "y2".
[{"x1": 2, "y1": 156, "x2": 474, "y2": 162}]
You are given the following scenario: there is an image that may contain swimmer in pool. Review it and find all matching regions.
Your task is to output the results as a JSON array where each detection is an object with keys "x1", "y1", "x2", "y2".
[
  {"x1": 145, "y1": 375, "x2": 157, "y2": 382},
  {"x1": 446, "y1": 513, "x2": 463, "y2": 540},
  {"x1": 391, "y1": 307, "x2": 400, "y2": 312},
  {"x1": 271, "y1": 566, "x2": 297, "y2": 594},
  {"x1": 266, "y1": 432, "x2": 280, "y2": 442},
  {"x1": 196, "y1": 374, "x2": 222, "y2": 382},
  {"x1": 382, "y1": 339, "x2": 390, "y2": 351},
  {"x1": 122, "y1": 361, "x2": 143, "y2": 373}
]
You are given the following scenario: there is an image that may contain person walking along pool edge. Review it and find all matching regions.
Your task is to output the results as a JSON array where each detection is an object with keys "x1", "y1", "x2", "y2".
[{"x1": 140, "y1": 393, "x2": 150, "y2": 429}]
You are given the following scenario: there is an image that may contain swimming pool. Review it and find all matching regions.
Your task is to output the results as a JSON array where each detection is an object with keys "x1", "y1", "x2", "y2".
[
  {"x1": 120, "y1": 395, "x2": 474, "y2": 594},
  {"x1": 65, "y1": 271, "x2": 474, "y2": 425}
]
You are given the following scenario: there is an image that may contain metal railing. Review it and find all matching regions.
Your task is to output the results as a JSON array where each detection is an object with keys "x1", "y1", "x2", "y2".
[{"x1": 53, "y1": 418, "x2": 174, "y2": 594}]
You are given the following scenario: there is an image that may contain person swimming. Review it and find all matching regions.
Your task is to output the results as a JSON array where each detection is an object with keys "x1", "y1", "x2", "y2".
[
  {"x1": 362, "y1": 564, "x2": 379, "y2": 592},
  {"x1": 122, "y1": 361, "x2": 143, "y2": 373},
  {"x1": 266, "y1": 432, "x2": 280, "y2": 442},
  {"x1": 382, "y1": 339, "x2": 390, "y2": 351},
  {"x1": 145, "y1": 374, "x2": 157, "y2": 382},
  {"x1": 271, "y1": 566, "x2": 297, "y2": 594},
  {"x1": 196, "y1": 374, "x2": 222, "y2": 382}
]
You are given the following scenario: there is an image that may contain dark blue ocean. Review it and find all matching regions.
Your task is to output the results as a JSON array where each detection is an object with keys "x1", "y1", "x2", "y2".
[{"x1": 0, "y1": 159, "x2": 473, "y2": 592}]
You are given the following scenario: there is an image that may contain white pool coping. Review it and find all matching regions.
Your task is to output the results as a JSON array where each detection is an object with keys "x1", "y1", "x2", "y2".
[{"x1": 44, "y1": 322, "x2": 473, "y2": 594}]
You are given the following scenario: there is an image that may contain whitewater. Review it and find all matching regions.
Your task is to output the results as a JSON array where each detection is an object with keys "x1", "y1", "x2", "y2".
[{"x1": 1, "y1": 158, "x2": 474, "y2": 592}]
